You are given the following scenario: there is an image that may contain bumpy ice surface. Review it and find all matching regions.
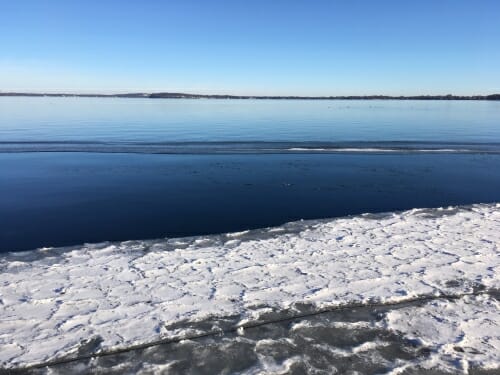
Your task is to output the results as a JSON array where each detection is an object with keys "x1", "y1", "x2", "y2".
[{"x1": 0, "y1": 204, "x2": 499, "y2": 372}]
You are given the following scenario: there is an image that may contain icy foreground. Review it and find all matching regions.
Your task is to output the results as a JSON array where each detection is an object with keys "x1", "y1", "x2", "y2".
[{"x1": 0, "y1": 204, "x2": 499, "y2": 371}]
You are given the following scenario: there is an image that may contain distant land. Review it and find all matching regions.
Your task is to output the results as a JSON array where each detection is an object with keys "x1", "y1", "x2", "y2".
[{"x1": 1, "y1": 92, "x2": 500, "y2": 100}]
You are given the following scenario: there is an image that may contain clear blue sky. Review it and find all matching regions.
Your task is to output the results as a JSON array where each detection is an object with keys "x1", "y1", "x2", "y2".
[{"x1": 1, "y1": 0, "x2": 499, "y2": 95}]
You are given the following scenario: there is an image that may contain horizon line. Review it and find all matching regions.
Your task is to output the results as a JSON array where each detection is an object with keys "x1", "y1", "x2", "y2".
[{"x1": 1, "y1": 91, "x2": 500, "y2": 100}]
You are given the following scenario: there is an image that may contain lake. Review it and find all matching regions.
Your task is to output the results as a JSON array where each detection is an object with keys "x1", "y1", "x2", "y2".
[
  {"x1": 1, "y1": 97, "x2": 500, "y2": 252},
  {"x1": 1, "y1": 97, "x2": 500, "y2": 374}
]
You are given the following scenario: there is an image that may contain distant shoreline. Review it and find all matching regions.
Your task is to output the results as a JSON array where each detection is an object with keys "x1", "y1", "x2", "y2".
[{"x1": 1, "y1": 92, "x2": 499, "y2": 100}]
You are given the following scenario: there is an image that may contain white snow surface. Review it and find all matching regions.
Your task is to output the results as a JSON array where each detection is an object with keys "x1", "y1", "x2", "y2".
[
  {"x1": 384, "y1": 294, "x2": 500, "y2": 373},
  {"x1": 0, "y1": 203, "x2": 499, "y2": 369}
]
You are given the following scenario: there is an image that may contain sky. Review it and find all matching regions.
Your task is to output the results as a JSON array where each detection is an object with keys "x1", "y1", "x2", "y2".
[{"x1": 1, "y1": 0, "x2": 499, "y2": 96}]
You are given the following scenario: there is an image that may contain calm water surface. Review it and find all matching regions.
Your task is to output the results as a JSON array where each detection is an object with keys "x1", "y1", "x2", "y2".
[
  {"x1": 1, "y1": 97, "x2": 500, "y2": 144},
  {"x1": 1, "y1": 97, "x2": 500, "y2": 252}
]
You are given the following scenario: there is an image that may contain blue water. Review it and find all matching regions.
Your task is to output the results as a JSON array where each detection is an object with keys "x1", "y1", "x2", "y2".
[
  {"x1": 1, "y1": 97, "x2": 500, "y2": 146},
  {"x1": 1, "y1": 97, "x2": 500, "y2": 252}
]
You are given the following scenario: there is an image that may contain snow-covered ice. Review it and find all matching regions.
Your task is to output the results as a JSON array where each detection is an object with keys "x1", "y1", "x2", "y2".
[
  {"x1": 0, "y1": 203, "x2": 499, "y2": 371},
  {"x1": 384, "y1": 294, "x2": 500, "y2": 373}
]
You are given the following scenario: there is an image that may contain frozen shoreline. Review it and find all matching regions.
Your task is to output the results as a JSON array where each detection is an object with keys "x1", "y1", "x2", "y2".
[{"x1": 1, "y1": 204, "x2": 499, "y2": 371}]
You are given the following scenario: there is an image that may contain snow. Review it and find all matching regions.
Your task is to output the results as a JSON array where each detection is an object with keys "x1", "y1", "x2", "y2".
[
  {"x1": 384, "y1": 294, "x2": 500, "y2": 373},
  {"x1": 0, "y1": 203, "x2": 499, "y2": 370}
]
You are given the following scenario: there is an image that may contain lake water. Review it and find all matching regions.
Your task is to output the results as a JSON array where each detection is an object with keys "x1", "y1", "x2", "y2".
[
  {"x1": 1, "y1": 97, "x2": 500, "y2": 148},
  {"x1": 1, "y1": 97, "x2": 500, "y2": 252},
  {"x1": 1, "y1": 97, "x2": 500, "y2": 374}
]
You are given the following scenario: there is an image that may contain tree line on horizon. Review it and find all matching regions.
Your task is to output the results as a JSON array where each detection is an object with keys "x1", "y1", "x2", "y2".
[{"x1": 1, "y1": 92, "x2": 499, "y2": 100}]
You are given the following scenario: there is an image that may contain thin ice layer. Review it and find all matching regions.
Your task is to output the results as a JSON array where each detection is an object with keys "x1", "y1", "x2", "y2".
[{"x1": 0, "y1": 203, "x2": 499, "y2": 369}]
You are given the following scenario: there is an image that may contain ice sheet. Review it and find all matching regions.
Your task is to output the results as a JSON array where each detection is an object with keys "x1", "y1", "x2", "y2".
[
  {"x1": 0, "y1": 203, "x2": 499, "y2": 370},
  {"x1": 384, "y1": 294, "x2": 500, "y2": 373}
]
